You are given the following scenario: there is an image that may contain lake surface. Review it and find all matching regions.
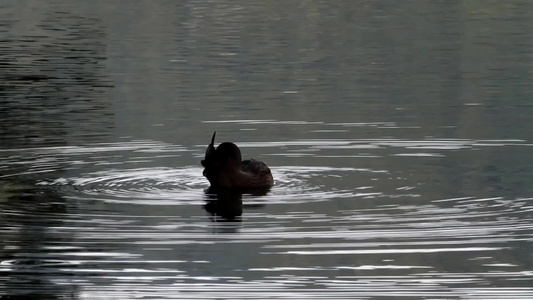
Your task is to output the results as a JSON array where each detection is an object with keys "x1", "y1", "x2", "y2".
[{"x1": 1, "y1": 1, "x2": 532, "y2": 299}]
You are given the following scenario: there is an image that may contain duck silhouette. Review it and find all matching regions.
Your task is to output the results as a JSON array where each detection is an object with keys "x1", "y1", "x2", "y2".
[{"x1": 201, "y1": 132, "x2": 274, "y2": 190}]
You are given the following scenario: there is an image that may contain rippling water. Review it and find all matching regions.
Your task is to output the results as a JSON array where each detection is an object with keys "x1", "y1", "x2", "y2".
[
  {"x1": 1, "y1": 1, "x2": 533, "y2": 299},
  {"x1": 2, "y1": 133, "x2": 532, "y2": 299}
]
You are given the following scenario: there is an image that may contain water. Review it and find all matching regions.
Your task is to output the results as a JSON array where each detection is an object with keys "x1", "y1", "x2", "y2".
[{"x1": 1, "y1": 1, "x2": 532, "y2": 299}]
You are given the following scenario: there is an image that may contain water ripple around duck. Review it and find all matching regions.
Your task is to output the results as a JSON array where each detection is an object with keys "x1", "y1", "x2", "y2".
[
  {"x1": 1, "y1": 139, "x2": 532, "y2": 299},
  {"x1": 1, "y1": 141, "x2": 370, "y2": 206}
]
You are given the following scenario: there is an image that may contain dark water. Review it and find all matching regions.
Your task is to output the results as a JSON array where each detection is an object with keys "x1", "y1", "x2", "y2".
[{"x1": 1, "y1": 1, "x2": 532, "y2": 299}]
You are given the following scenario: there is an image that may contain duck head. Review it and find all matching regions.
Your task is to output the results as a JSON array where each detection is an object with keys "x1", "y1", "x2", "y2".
[
  {"x1": 201, "y1": 132, "x2": 243, "y2": 187},
  {"x1": 201, "y1": 131, "x2": 242, "y2": 170},
  {"x1": 214, "y1": 141, "x2": 242, "y2": 169}
]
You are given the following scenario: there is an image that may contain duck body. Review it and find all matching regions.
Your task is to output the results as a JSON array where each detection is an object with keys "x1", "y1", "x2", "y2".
[{"x1": 201, "y1": 132, "x2": 273, "y2": 189}]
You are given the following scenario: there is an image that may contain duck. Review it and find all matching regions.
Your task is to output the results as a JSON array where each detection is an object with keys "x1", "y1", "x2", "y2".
[{"x1": 201, "y1": 132, "x2": 274, "y2": 189}]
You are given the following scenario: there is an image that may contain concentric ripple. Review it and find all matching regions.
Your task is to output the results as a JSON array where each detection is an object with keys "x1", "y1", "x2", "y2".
[
  {"x1": 36, "y1": 167, "x2": 207, "y2": 205},
  {"x1": 32, "y1": 165, "x2": 376, "y2": 206},
  {"x1": 267, "y1": 166, "x2": 388, "y2": 204},
  {"x1": 1, "y1": 140, "x2": 393, "y2": 205}
]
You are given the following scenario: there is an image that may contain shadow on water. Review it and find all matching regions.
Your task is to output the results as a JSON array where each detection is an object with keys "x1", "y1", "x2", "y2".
[
  {"x1": 0, "y1": 5, "x2": 114, "y2": 299},
  {"x1": 0, "y1": 180, "x2": 79, "y2": 299}
]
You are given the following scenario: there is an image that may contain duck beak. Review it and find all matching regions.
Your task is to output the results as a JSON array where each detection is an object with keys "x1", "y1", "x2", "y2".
[{"x1": 201, "y1": 131, "x2": 216, "y2": 167}]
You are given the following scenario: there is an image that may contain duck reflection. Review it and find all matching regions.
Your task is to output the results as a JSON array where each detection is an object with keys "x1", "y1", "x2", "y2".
[
  {"x1": 203, "y1": 187, "x2": 244, "y2": 221},
  {"x1": 203, "y1": 186, "x2": 269, "y2": 221}
]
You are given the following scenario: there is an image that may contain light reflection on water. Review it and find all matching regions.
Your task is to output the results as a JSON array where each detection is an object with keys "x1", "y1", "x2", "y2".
[{"x1": 1, "y1": 136, "x2": 532, "y2": 299}]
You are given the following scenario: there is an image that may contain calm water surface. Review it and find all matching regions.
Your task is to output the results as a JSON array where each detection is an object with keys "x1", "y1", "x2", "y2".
[{"x1": 1, "y1": 1, "x2": 532, "y2": 299}]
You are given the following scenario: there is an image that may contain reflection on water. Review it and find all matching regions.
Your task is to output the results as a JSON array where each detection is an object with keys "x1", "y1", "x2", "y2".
[
  {"x1": 1, "y1": 137, "x2": 532, "y2": 299},
  {"x1": 1, "y1": 0, "x2": 533, "y2": 299}
]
